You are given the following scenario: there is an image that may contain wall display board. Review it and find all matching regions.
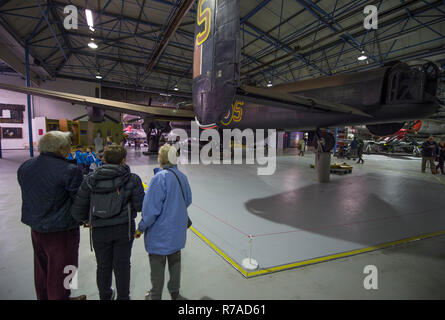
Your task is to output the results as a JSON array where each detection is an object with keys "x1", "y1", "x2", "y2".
[
  {"x1": 0, "y1": 104, "x2": 25, "y2": 124},
  {"x1": 2, "y1": 127, "x2": 23, "y2": 139}
]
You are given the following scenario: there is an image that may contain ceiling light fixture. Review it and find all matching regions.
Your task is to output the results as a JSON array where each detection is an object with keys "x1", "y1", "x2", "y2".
[
  {"x1": 85, "y1": 9, "x2": 95, "y2": 32},
  {"x1": 357, "y1": 51, "x2": 367, "y2": 61},
  {"x1": 88, "y1": 38, "x2": 98, "y2": 49},
  {"x1": 173, "y1": 84, "x2": 179, "y2": 91},
  {"x1": 267, "y1": 80, "x2": 273, "y2": 87}
]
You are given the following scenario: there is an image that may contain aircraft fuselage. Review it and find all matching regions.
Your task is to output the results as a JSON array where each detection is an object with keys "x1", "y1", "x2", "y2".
[{"x1": 218, "y1": 99, "x2": 438, "y2": 131}]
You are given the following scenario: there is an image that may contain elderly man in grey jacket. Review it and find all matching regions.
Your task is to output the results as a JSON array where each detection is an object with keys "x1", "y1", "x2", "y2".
[{"x1": 17, "y1": 131, "x2": 85, "y2": 300}]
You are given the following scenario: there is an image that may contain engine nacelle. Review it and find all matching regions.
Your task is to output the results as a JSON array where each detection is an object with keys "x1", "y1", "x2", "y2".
[
  {"x1": 366, "y1": 122, "x2": 405, "y2": 136},
  {"x1": 86, "y1": 107, "x2": 105, "y2": 123}
]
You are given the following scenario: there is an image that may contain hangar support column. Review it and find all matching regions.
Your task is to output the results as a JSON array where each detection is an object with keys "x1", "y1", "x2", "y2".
[
  {"x1": 25, "y1": 44, "x2": 34, "y2": 158},
  {"x1": 315, "y1": 151, "x2": 331, "y2": 183},
  {"x1": 313, "y1": 131, "x2": 334, "y2": 183}
]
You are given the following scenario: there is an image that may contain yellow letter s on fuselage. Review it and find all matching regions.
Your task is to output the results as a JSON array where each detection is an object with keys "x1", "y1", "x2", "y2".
[{"x1": 196, "y1": 0, "x2": 211, "y2": 46}]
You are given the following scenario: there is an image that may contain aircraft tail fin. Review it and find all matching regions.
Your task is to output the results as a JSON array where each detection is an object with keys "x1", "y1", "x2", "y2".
[{"x1": 192, "y1": 0, "x2": 240, "y2": 127}]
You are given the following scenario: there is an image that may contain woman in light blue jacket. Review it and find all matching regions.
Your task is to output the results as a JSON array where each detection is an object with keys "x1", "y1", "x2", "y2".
[{"x1": 135, "y1": 144, "x2": 192, "y2": 300}]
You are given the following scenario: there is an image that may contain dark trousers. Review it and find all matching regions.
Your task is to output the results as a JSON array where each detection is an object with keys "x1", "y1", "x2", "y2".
[
  {"x1": 351, "y1": 148, "x2": 358, "y2": 158},
  {"x1": 31, "y1": 228, "x2": 80, "y2": 300},
  {"x1": 422, "y1": 157, "x2": 436, "y2": 174},
  {"x1": 92, "y1": 222, "x2": 135, "y2": 300},
  {"x1": 437, "y1": 160, "x2": 444, "y2": 174},
  {"x1": 148, "y1": 250, "x2": 181, "y2": 300}
]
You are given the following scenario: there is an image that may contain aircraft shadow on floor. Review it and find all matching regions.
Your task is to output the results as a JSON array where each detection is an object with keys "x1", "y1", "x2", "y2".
[{"x1": 244, "y1": 173, "x2": 445, "y2": 249}]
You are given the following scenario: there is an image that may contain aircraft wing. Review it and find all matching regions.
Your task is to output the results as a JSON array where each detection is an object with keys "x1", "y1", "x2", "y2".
[
  {"x1": 0, "y1": 82, "x2": 195, "y2": 121},
  {"x1": 237, "y1": 85, "x2": 373, "y2": 118}
]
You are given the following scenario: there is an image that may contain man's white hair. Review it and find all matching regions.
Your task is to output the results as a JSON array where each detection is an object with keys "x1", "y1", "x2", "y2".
[{"x1": 38, "y1": 131, "x2": 72, "y2": 154}]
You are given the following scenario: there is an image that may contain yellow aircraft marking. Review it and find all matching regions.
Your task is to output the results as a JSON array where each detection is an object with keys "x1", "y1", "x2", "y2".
[
  {"x1": 232, "y1": 101, "x2": 244, "y2": 122},
  {"x1": 220, "y1": 100, "x2": 244, "y2": 126},
  {"x1": 196, "y1": 0, "x2": 211, "y2": 46}
]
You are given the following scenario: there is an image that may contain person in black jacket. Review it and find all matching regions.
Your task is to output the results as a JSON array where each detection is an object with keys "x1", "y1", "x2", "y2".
[
  {"x1": 421, "y1": 136, "x2": 438, "y2": 174},
  {"x1": 436, "y1": 141, "x2": 445, "y2": 175},
  {"x1": 357, "y1": 138, "x2": 365, "y2": 164},
  {"x1": 350, "y1": 137, "x2": 358, "y2": 159},
  {"x1": 70, "y1": 143, "x2": 144, "y2": 300},
  {"x1": 17, "y1": 131, "x2": 85, "y2": 300}
]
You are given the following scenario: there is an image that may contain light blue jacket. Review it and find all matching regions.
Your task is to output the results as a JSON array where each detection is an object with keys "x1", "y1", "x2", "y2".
[{"x1": 138, "y1": 166, "x2": 192, "y2": 255}]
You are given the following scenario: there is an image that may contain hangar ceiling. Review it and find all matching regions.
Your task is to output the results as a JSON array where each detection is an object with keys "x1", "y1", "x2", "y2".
[{"x1": 0, "y1": 0, "x2": 444, "y2": 97}]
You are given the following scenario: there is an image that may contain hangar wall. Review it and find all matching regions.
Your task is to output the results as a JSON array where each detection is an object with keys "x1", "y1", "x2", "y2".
[
  {"x1": 0, "y1": 76, "x2": 31, "y2": 150},
  {"x1": 35, "y1": 78, "x2": 98, "y2": 119},
  {"x1": 35, "y1": 78, "x2": 122, "y2": 122},
  {"x1": 0, "y1": 75, "x2": 112, "y2": 150}
]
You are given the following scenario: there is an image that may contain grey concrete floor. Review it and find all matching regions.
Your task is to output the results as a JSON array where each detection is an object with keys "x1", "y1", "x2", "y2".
[
  {"x1": 177, "y1": 151, "x2": 445, "y2": 272},
  {"x1": 1, "y1": 149, "x2": 445, "y2": 300}
]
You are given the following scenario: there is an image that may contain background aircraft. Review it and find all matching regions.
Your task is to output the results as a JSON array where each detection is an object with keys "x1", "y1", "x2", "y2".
[{"x1": 406, "y1": 119, "x2": 445, "y2": 138}]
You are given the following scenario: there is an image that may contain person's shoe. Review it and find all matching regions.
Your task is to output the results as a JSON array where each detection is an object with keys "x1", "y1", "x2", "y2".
[
  {"x1": 69, "y1": 295, "x2": 87, "y2": 300},
  {"x1": 145, "y1": 291, "x2": 151, "y2": 300}
]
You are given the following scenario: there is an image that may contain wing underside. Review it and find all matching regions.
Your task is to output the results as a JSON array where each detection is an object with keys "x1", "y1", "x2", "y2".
[{"x1": 0, "y1": 83, "x2": 195, "y2": 121}]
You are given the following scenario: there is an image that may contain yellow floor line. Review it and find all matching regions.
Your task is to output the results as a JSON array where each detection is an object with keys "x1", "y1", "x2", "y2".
[
  {"x1": 190, "y1": 226, "x2": 445, "y2": 278},
  {"x1": 433, "y1": 175, "x2": 445, "y2": 187},
  {"x1": 189, "y1": 226, "x2": 250, "y2": 276}
]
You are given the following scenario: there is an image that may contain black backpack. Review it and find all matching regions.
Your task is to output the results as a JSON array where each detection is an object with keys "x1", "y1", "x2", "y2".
[
  {"x1": 90, "y1": 187, "x2": 126, "y2": 219},
  {"x1": 87, "y1": 180, "x2": 132, "y2": 251}
]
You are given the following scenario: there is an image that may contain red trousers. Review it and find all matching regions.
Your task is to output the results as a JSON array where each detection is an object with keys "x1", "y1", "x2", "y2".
[{"x1": 31, "y1": 228, "x2": 80, "y2": 300}]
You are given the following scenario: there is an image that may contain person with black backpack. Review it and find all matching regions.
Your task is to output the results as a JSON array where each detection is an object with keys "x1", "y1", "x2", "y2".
[{"x1": 70, "y1": 143, "x2": 145, "y2": 300}]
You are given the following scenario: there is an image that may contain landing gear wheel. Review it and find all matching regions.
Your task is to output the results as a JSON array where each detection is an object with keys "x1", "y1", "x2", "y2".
[
  {"x1": 316, "y1": 131, "x2": 335, "y2": 152},
  {"x1": 423, "y1": 62, "x2": 439, "y2": 80},
  {"x1": 147, "y1": 131, "x2": 161, "y2": 153},
  {"x1": 422, "y1": 62, "x2": 440, "y2": 97}
]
